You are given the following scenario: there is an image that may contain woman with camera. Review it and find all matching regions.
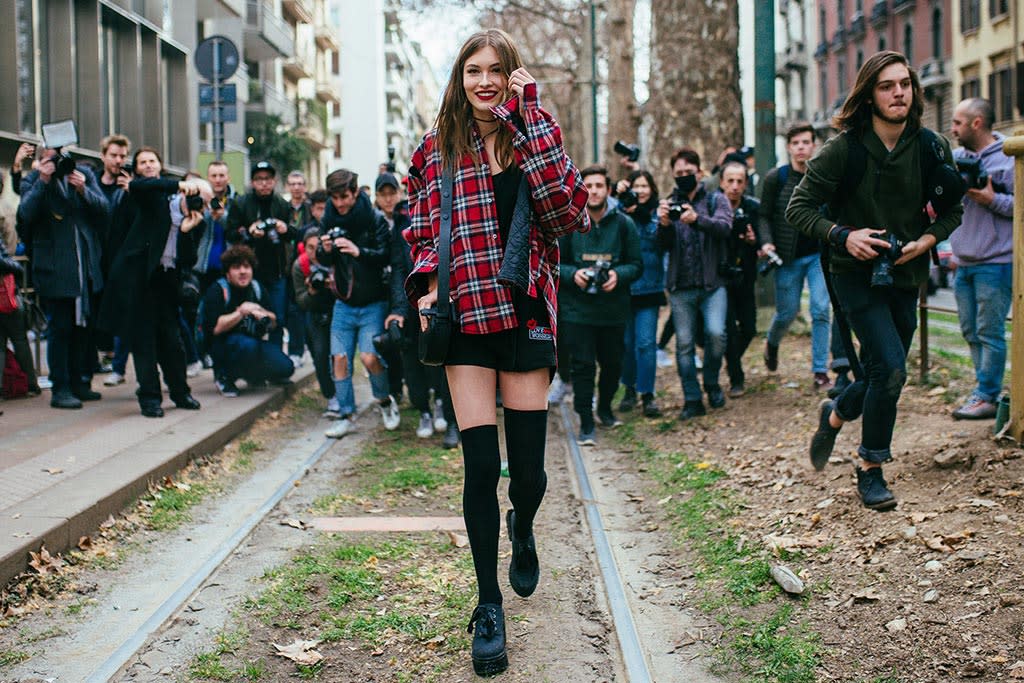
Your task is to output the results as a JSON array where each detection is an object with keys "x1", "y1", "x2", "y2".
[
  {"x1": 98, "y1": 147, "x2": 210, "y2": 417},
  {"x1": 404, "y1": 29, "x2": 589, "y2": 676},
  {"x1": 615, "y1": 169, "x2": 665, "y2": 417}
]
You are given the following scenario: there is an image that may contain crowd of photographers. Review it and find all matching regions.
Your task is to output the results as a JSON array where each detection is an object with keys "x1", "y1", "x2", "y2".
[
  {"x1": 0, "y1": 95, "x2": 1013, "y2": 455},
  {"x1": 0, "y1": 134, "x2": 458, "y2": 447}
]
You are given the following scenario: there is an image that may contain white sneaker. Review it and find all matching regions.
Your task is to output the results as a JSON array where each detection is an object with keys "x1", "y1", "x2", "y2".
[
  {"x1": 416, "y1": 412, "x2": 433, "y2": 438},
  {"x1": 656, "y1": 349, "x2": 673, "y2": 368},
  {"x1": 289, "y1": 354, "x2": 304, "y2": 369},
  {"x1": 380, "y1": 396, "x2": 401, "y2": 431},
  {"x1": 432, "y1": 398, "x2": 447, "y2": 432},
  {"x1": 325, "y1": 417, "x2": 352, "y2": 439},
  {"x1": 324, "y1": 396, "x2": 341, "y2": 417},
  {"x1": 547, "y1": 376, "x2": 569, "y2": 404},
  {"x1": 186, "y1": 361, "x2": 202, "y2": 378},
  {"x1": 104, "y1": 372, "x2": 125, "y2": 386},
  {"x1": 694, "y1": 353, "x2": 703, "y2": 370}
]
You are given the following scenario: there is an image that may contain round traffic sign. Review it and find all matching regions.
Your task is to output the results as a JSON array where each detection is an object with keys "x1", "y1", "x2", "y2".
[{"x1": 195, "y1": 35, "x2": 240, "y2": 82}]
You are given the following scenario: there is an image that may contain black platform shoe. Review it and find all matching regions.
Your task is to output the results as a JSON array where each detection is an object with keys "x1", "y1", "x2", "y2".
[{"x1": 467, "y1": 603, "x2": 508, "y2": 676}]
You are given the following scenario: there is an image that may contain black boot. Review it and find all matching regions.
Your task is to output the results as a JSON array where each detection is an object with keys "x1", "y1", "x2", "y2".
[
  {"x1": 506, "y1": 510, "x2": 539, "y2": 597},
  {"x1": 50, "y1": 390, "x2": 82, "y2": 410},
  {"x1": 764, "y1": 341, "x2": 779, "y2": 371},
  {"x1": 467, "y1": 603, "x2": 508, "y2": 676},
  {"x1": 617, "y1": 386, "x2": 637, "y2": 412},
  {"x1": 828, "y1": 371, "x2": 852, "y2": 399},
  {"x1": 809, "y1": 399, "x2": 840, "y2": 471},
  {"x1": 679, "y1": 400, "x2": 706, "y2": 421},
  {"x1": 856, "y1": 466, "x2": 897, "y2": 511},
  {"x1": 73, "y1": 384, "x2": 102, "y2": 401},
  {"x1": 641, "y1": 393, "x2": 661, "y2": 418}
]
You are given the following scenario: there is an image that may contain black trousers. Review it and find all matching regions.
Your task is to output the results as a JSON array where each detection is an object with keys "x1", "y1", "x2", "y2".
[
  {"x1": 564, "y1": 322, "x2": 625, "y2": 420},
  {"x1": 304, "y1": 311, "x2": 335, "y2": 399},
  {"x1": 725, "y1": 279, "x2": 757, "y2": 386},
  {"x1": 41, "y1": 296, "x2": 94, "y2": 394},
  {"x1": 131, "y1": 270, "x2": 189, "y2": 407}
]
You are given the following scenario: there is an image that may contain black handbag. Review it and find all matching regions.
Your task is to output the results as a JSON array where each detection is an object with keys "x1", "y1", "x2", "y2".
[{"x1": 418, "y1": 170, "x2": 457, "y2": 366}]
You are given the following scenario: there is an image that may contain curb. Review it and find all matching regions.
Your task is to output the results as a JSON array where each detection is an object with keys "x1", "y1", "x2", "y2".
[{"x1": 0, "y1": 370, "x2": 315, "y2": 589}]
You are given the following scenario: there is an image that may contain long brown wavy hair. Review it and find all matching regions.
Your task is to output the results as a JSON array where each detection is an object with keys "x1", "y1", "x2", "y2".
[
  {"x1": 832, "y1": 51, "x2": 923, "y2": 132},
  {"x1": 436, "y1": 29, "x2": 523, "y2": 172}
]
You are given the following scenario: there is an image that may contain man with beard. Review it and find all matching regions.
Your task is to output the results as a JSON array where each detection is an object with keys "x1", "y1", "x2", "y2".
[{"x1": 787, "y1": 51, "x2": 964, "y2": 510}]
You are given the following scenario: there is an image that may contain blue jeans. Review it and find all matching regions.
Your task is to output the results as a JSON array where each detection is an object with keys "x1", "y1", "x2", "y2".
[
  {"x1": 954, "y1": 263, "x2": 1012, "y2": 403},
  {"x1": 669, "y1": 287, "x2": 727, "y2": 403},
  {"x1": 330, "y1": 299, "x2": 389, "y2": 416},
  {"x1": 831, "y1": 272, "x2": 917, "y2": 464},
  {"x1": 112, "y1": 335, "x2": 130, "y2": 375},
  {"x1": 210, "y1": 332, "x2": 295, "y2": 385},
  {"x1": 264, "y1": 276, "x2": 287, "y2": 347},
  {"x1": 767, "y1": 253, "x2": 831, "y2": 373},
  {"x1": 621, "y1": 305, "x2": 659, "y2": 395}
]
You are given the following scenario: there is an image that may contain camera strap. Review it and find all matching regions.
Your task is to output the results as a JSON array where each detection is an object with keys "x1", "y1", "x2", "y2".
[{"x1": 437, "y1": 170, "x2": 454, "y2": 320}]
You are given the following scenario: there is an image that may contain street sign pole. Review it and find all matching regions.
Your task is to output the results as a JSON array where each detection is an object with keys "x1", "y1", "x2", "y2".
[
  {"x1": 196, "y1": 35, "x2": 238, "y2": 161},
  {"x1": 213, "y1": 38, "x2": 222, "y2": 161}
]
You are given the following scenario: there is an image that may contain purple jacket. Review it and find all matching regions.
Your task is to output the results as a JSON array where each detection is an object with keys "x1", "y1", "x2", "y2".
[{"x1": 951, "y1": 132, "x2": 1014, "y2": 266}]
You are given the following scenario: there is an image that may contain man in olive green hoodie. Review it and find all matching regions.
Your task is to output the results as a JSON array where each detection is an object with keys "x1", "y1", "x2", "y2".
[
  {"x1": 786, "y1": 51, "x2": 963, "y2": 511},
  {"x1": 559, "y1": 165, "x2": 641, "y2": 445}
]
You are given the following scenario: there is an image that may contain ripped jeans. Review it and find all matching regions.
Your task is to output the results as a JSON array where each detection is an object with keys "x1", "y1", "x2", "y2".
[{"x1": 830, "y1": 271, "x2": 917, "y2": 464}]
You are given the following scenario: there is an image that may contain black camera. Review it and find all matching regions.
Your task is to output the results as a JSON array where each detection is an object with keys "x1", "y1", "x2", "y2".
[
  {"x1": 308, "y1": 263, "x2": 331, "y2": 290},
  {"x1": 210, "y1": 197, "x2": 223, "y2": 211},
  {"x1": 238, "y1": 314, "x2": 272, "y2": 339},
  {"x1": 667, "y1": 175, "x2": 697, "y2": 221},
  {"x1": 732, "y1": 206, "x2": 750, "y2": 237},
  {"x1": 667, "y1": 202, "x2": 686, "y2": 222},
  {"x1": 121, "y1": 160, "x2": 134, "y2": 176},
  {"x1": 955, "y1": 157, "x2": 989, "y2": 190},
  {"x1": 326, "y1": 226, "x2": 348, "y2": 242},
  {"x1": 185, "y1": 194, "x2": 205, "y2": 212},
  {"x1": 614, "y1": 140, "x2": 640, "y2": 162},
  {"x1": 583, "y1": 259, "x2": 612, "y2": 295},
  {"x1": 372, "y1": 319, "x2": 403, "y2": 356},
  {"x1": 386, "y1": 145, "x2": 396, "y2": 173},
  {"x1": 870, "y1": 232, "x2": 905, "y2": 288},
  {"x1": 757, "y1": 250, "x2": 784, "y2": 276},
  {"x1": 41, "y1": 119, "x2": 79, "y2": 180},
  {"x1": 618, "y1": 188, "x2": 639, "y2": 209},
  {"x1": 253, "y1": 217, "x2": 280, "y2": 244}
]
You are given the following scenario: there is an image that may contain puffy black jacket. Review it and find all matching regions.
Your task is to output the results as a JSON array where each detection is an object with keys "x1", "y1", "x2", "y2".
[
  {"x1": 226, "y1": 190, "x2": 294, "y2": 283},
  {"x1": 317, "y1": 192, "x2": 390, "y2": 307}
]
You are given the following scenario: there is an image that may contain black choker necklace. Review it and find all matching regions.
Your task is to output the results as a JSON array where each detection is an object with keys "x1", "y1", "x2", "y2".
[{"x1": 474, "y1": 115, "x2": 496, "y2": 122}]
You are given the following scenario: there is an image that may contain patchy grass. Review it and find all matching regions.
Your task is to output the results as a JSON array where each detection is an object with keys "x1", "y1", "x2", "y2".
[
  {"x1": 0, "y1": 649, "x2": 30, "y2": 666},
  {"x1": 187, "y1": 627, "x2": 257, "y2": 681},
  {"x1": 145, "y1": 483, "x2": 210, "y2": 531},
  {"x1": 612, "y1": 421, "x2": 820, "y2": 682}
]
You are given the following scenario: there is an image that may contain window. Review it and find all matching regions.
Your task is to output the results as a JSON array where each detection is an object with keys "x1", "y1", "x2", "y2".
[
  {"x1": 879, "y1": 35, "x2": 886, "y2": 52},
  {"x1": 837, "y1": 0, "x2": 845, "y2": 26},
  {"x1": 332, "y1": 50, "x2": 339, "y2": 75},
  {"x1": 837, "y1": 57, "x2": 847, "y2": 93},
  {"x1": 990, "y1": 0, "x2": 1009, "y2": 17},
  {"x1": 962, "y1": 0, "x2": 981, "y2": 31},
  {"x1": 988, "y1": 66, "x2": 1013, "y2": 121},
  {"x1": 821, "y1": 71, "x2": 829, "y2": 111},
  {"x1": 903, "y1": 21, "x2": 913, "y2": 64},
  {"x1": 961, "y1": 77, "x2": 980, "y2": 100},
  {"x1": 819, "y1": 7, "x2": 827, "y2": 43},
  {"x1": 333, "y1": 101, "x2": 340, "y2": 117},
  {"x1": 856, "y1": 49, "x2": 864, "y2": 70},
  {"x1": 334, "y1": 133, "x2": 341, "y2": 158},
  {"x1": 931, "y1": 7, "x2": 942, "y2": 60}
]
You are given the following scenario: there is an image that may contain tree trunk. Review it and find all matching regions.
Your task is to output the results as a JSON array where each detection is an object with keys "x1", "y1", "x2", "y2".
[
  {"x1": 604, "y1": 0, "x2": 640, "y2": 177},
  {"x1": 645, "y1": 0, "x2": 742, "y2": 190}
]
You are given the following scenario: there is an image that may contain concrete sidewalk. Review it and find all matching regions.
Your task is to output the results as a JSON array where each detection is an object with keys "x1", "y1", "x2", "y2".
[{"x1": 0, "y1": 362, "x2": 315, "y2": 587}]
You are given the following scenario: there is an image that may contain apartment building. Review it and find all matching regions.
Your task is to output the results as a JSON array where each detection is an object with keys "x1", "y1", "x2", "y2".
[
  {"x1": 953, "y1": 0, "x2": 1024, "y2": 136},
  {"x1": 775, "y1": 0, "x2": 819, "y2": 157},
  {"x1": 811, "y1": 0, "x2": 953, "y2": 135}
]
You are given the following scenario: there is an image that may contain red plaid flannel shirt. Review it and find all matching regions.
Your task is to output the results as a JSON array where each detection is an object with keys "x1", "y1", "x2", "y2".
[{"x1": 403, "y1": 83, "x2": 590, "y2": 336}]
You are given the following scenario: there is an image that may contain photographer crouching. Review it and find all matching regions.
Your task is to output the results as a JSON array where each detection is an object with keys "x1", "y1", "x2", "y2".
[
  {"x1": 202, "y1": 244, "x2": 294, "y2": 395},
  {"x1": 560, "y1": 165, "x2": 641, "y2": 444},
  {"x1": 657, "y1": 148, "x2": 734, "y2": 420}
]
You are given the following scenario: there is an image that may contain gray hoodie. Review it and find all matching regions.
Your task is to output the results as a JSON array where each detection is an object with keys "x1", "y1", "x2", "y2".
[{"x1": 951, "y1": 132, "x2": 1014, "y2": 266}]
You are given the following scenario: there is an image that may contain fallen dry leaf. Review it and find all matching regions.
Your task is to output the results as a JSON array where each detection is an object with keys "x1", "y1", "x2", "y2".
[
  {"x1": 272, "y1": 639, "x2": 324, "y2": 666},
  {"x1": 77, "y1": 536, "x2": 92, "y2": 551},
  {"x1": 280, "y1": 519, "x2": 308, "y2": 530},
  {"x1": 42, "y1": 467, "x2": 63, "y2": 475},
  {"x1": 100, "y1": 515, "x2": 117, "y2": 529},
  {"x1": 447, "y1": 531, "x2": 469, "y2": 548},
  {"x1": 28, "y1": 544, "x2": 63, "y2": 575}
]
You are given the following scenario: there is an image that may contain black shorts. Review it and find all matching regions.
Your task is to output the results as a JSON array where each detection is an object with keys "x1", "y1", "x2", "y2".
[{"x1": 446, "y1": 292, "x2": 556, "y2": 374}]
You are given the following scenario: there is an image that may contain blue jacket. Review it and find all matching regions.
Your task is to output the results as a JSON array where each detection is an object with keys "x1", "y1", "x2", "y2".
[
  {"x1": 628, "y1": 213, "x2": 665, "y2": 298},
  {"x1": 16, "y1": 166, "x2": 108, "y2": 299},
  {"x1": 951, "y1": 132, "x2": 1014, "y2": 266}
]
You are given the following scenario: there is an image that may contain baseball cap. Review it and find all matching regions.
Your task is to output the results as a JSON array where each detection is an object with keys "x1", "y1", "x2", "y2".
[
  {"x1": 251, "y1": 160, "x2": 276, "y2": 177},
  {"x1": 375, "y1": 172, "x2": 400, "y2": 191}
]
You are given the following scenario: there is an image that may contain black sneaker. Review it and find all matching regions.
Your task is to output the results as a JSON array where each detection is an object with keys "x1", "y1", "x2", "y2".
[
  {"x1": 706, "y1": 385, "x2": 726, "y2": 409},
  {"x1": 679, "y1": 400, "x2": 706, "y2": 421},
  {"x1": 72, "y1": 385, "x2": 102, "y2": 401},
  {"x1": 856, "y1": 467, "x2": 897, "y2": 511},
  {"x1": 596, "y1": 406, "x2": 622, "y2": 428},
  {"x1": 828, "y1": 371, "x2": 852, "y2": 399},
  {"x1": 467, "y1": 603, "x2": 508, "y2": 676},
  {"x1": 641, "y1": 393, "x2": 661, "y2": 418},
  {"x1": 442, "y1": 423, "x2": 461, "y2": 449},
  {"x1": 618, "y1": 387, "x2": 637, "y2": 412},
  {"x1": 764, "y1": 341, "x2": 779, "y2": 371},
  {"x1": 506, "y1": 509, "x2": 539, "y2": 597},
  {"x1": 50, "y1": 390, "x2": 82, "y2": 410},
  {"x1": 171, "y1": 394, "x2": 201, "y2": 410},
  {"x1": 810, "y1": 399, "x2": 840, "y2": 471}
]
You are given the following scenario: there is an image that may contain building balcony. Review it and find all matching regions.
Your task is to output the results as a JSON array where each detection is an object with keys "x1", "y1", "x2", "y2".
[
  {"x1": 848, "y1": 12, "x2": 866, "y2": 39},
  {"x1": 830, "y1": 27, "x2": 847, "y2": 52},
  {"x1": 281, "y1": 0, "x2": 313, "y2": 25},
  {"x1": 893, "y1": 0, "x2": 915, "y2": 15},
  {"x1": 870, "y1": 1, "x2": 889, "y2": 27},
  {"x1": 315, "y1": 24, "x2": 339, "y2": 52},
  {"x1": 776, "y1": 42, "x2": 809, "y2": 77},
  {"x1": 245, "y1": 0, "x2": 294, "y2": 61},
  {"x1": 197, "y1": 0, "x2": 245, "y2": 19},
  {"x1": 316, "y1": 77, "x2": 341, "y2": 103},
  {"x1": 247, "y1": 79, "x2": 296, "y2": 127},
  {"x1": 814, "y1": 41, "x2": 829, "y2": 61},
  {"x1": 296, "y1": 100, "x2": 328, "y2": 149},
  {"x1": 283, "y1": 45, "x2": 315, "y2": 81},
  {"x1": 919, "y1": 58, "x2": 951, "y2": 90}
]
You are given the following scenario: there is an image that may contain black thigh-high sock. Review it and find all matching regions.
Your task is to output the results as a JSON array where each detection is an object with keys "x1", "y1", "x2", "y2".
[
  {"x1": 460, "y1": 424, "x2": 503, "y2": 605},
  {"x1": 503, "y1": 408, "x2": 549, "y2": 539}
]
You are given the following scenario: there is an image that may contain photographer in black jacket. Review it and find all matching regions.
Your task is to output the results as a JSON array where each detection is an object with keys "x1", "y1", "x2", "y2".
[
  {"x1": 17, "y1": 147, "x2": 108, "y2": 409},
  {"x1": 719, "y1": 161, "x2": 763, "y2": 397},
  {"x1": 292, "y1": 227, "x2": 336, "y2": 413},
  {"x1": 204, "y1": 244, "x2": 294, "y2": 395},
  {"x1": 226, "y1": 161, "x2": 294, "y2": 349},
  {"x1": 318, "y1": 168, "x2": 397, "y2": 439}
]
